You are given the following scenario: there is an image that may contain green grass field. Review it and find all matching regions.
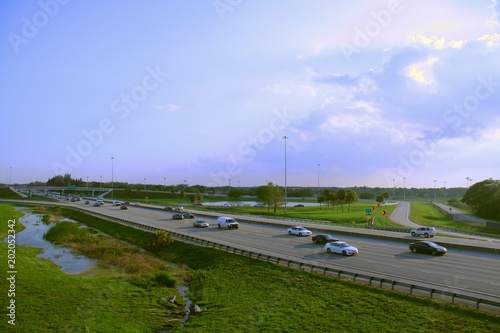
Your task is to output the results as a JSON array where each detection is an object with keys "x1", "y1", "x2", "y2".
[{"x1": 2, "y1": 202, "x2": 500, "y2": 332}]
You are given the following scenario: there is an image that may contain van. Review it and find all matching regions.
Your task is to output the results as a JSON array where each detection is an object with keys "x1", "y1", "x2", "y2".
[{"x1": 217, "y1": 216, "x2": 239, "y2": 229}]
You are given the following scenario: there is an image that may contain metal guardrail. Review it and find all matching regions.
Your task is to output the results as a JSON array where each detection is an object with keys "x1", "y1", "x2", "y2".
[{"x1": 72, "y1": 207, "x2": 500, "y2": 313}]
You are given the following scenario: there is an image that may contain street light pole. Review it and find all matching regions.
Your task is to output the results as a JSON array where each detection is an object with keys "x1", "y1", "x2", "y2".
[
  {"x1": 282, "y1": 136, "x2": 288, "y2": 214},
  {"x1": 392, "y1": 178, "x2": 395, "y2": 199},
  {"x1": 403, "y1": 177, "x2": 406, "y2": 200},
  {"x1": 433, "y1": 180, "x2": 437, "y2": 203},
  {"x1": 111, "y1": 157, "x2": 114, "y2": 200},
  {"x1": 317, "y1": 163, "x2": 320, "y2": 197}
]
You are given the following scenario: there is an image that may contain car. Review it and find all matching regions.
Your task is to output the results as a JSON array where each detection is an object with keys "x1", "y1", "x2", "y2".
[
  {"x1": 221, "y1": 203, "x2": 231, "y2": 207},
  {"x1": 324, "y1": 241, "x2": 358, "y2": 256},
  {"x1": 253, "y1": 203, "x2": 263, "y2": 207},
  {"x1": 164, "y1": 205, "x2": 174, "y2": 211},
  {"x1": 93, "y1": 202, "x2": 100, "y2": 207},
  {"x1": 287, "y1": 226, "x2": 312, "y2": 236},
  {"x1": 217, "y1": 216, "x2": 239, "y2": 229},
  {"x1": 175, "y1": 205, "x2": 184, "y2": 211},
  {"x1": 312, "y1": 234, "x2": 340, "y2": 244},
  {"x1": 294, "y1": 204, "x2": 305, "y2": 207},
  {"x1": 193, "y1": 203, "x2": 203, "y2": 206},
  {"x1": 112, "y1": 201, "x2": 121, "y2": 206},
  {"x1": 410, "y1": 227, "x2": 436, "y2": 238},
  {"x1": 120, "y1": 205, "x2": 128, "y2": 210},
  {"x1": 96, "y1": 199, "x2": 104, "y2": 205},
  {"x1": 409, "y1": 241, "x2": 447, "y2": 255},
  {"x1": 172, "y1": 213, "x2": 184, "y2": 220},
  {"x1": 84, "y1": 200, "x2": 90, "y2": 204},
  {"x1": 193, "y1": 220, "x2": 209, "y2": 228},
  {"x1": 183, "y1": 212, "x2": 195, "y2": 219}
]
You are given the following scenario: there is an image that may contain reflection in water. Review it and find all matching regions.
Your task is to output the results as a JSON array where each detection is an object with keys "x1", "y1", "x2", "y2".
[{"x1": 8, "y1": 213, "x2": 95, "y2": 275}]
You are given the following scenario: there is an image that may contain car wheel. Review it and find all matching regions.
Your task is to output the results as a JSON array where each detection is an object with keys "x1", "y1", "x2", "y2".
[
  {"x1": 327, "y1": 248, "x2": 332, "y2": 253},
  {"x1": 411, "y1": 232, "x2": 416, "y2": 236},
  {"x1": 299, "y1": 232, "x2": 303, "y2": 236},
  {"x1": 431, "y1": 250, "x2": 437, "y2": 255},
  {"x1": 424, "y1": 233, "x2": 429, "y2": 238},
  {"x1": 412, "y1": 248, "x2": 417, "y2": 253},
  {"x1": 342, "y1": 251, "x2": 347, "y2": 256},
  {"x1": 218, "y1": 224, "x2": 221, "y2": 228}
]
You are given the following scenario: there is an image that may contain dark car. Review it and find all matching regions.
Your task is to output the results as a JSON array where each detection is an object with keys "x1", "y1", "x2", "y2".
[
  {"x1": 120, "y1": 205, "x2": 128, "y2": 210},
  {"x1": 183, "y1": 212, "x2": 195, "y2": 219},
  {"x1": 172, "y1": 213, "x2": 184, "y2": 220},
  {"x1": 164, "y1": 205, "x2": 174, "y2": 211},
  {"x1": 409, "y1": 241, "x2": 447, "y2": 255},
  {"x1": 312, "y1": 234, "x2": 340, "y2": 244}
]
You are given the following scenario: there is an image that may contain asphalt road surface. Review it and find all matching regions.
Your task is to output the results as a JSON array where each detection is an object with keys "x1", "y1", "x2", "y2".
[{"x1": 70, "y1": 201, "x2": 500, "y2": 301}]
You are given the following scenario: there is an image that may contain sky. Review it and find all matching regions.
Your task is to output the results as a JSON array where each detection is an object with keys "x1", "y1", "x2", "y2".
[{"x1": 1, "y1": 0, "x2": 499, "y2": 189}]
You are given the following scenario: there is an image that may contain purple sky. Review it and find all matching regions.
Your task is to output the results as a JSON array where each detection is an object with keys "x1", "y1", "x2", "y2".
[{"x1": 1, "y1": 0, "x2": 499, "y2": 188}]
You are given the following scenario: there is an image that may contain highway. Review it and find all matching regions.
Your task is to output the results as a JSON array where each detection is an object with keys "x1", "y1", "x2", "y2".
[{"x1": 66, "y1": 201, "x2": 500, "y2": 301}]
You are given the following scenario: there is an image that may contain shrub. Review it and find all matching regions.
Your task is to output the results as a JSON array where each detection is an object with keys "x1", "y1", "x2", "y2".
[{"x1": 150, "y1": 230, "x2": 174, "y2": 251}]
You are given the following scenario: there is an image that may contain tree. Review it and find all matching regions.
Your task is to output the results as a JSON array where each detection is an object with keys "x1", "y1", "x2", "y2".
[
  {"x1": 256, "y1": 182, "x2": 283, "y2": 213},
  {"x1": 337, "y1": 189, "x2": 347, "y2": 212},
  {"x1": 461, "y1": 179, "x2": 500, "y2": 219},
  {"x1": 227, "y1": 187, "x2": 245, "y2": 199},
  {"x1": 345, "y1": 189, "x2": 358, "y2": 212}
]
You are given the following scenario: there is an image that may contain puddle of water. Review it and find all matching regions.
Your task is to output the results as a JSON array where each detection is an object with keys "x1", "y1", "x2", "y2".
[{"x1": 5, "y1": 213, "x2": 95, "y2": 275}]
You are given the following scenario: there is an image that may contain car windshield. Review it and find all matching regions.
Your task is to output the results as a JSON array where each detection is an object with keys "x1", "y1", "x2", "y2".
[
  {"x1": 426, "y1": 242, "x2": 438, "y2": 247},
  {"x1": 339, "y1": 242, "x2": 351, "y2": 248}
]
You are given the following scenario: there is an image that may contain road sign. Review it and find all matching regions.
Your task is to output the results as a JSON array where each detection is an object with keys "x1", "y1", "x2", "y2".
[
  {"x1": 382, "y1": 210, "x2": 387, "y2": 216},
  {"x1": 68, "y1": 185, "x2": 76, "y2": 190},
  {"x1": 365, "y1": 208, "x2": 372, "y2": 215}
]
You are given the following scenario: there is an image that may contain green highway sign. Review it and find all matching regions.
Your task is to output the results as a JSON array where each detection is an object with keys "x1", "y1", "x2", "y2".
[
  {"x1": 365, "y1": 208, "x2": 372, "y2": 216},
  {"x1": 68, "y1": 185, "x2": 76, "y2": 190}
]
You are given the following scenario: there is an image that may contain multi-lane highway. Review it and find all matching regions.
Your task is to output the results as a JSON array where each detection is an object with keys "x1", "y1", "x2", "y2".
[{"x1": 68, "y1": 200, "x2": 500, "y2": 301}]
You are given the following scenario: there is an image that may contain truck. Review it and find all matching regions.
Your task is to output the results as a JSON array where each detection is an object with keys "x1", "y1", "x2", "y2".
[{"x1": 217, "y1": 216, "x2": 239, "y2": 229}]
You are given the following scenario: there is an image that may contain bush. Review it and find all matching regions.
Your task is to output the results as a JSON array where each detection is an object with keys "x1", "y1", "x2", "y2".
[
  {"x1": 150, "y1": 230, "x2": 174, "y2": 251},
  {"x1": 154, "y1": 271, "x2": 177, "y2": 288}
]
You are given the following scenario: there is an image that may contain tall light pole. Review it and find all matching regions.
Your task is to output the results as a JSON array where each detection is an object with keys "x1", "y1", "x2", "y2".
[
  {"x1": 466, "y1": 177, "x2": 470, "y2": 188},
  {"x1": 111, "y1": 157, "x2": 114, "y2": 200},
  {"x1": 164, "y1": 177, "x2": 166, "y2": 192},
  {"x1": 317, "y1": 163, "x2": 320, "y2": 197},
  {"x1": 392, "y1": 178, "x2": 395, "y2": 198},
  {"x1": 86, "y1": 176, "x2": 89, "y2": 188},
  {"x1": 282, "y1": 136, "x2": 288, "y2": 214},
  {"x1": 433, "y1": 180, "x2": 437, "y2": 203},
  {"x1": 9, "y1": 166, "x2": 12, "y2": 186},
  {"x1": 443, "y1": 180, "x2": 446, "y2": 198},
  {"x1": 144, "y1": 178, "x2": 147, "y2": 191},
  {"x1": 100, "y1": 175, "x2": 102, "y2": 188},
  {"x1": 403, "y1": 177, "x2": 406, "y2": 200}
]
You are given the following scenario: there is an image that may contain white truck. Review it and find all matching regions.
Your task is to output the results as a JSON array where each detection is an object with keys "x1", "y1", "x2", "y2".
[{"x1": 217, "y1": 216, "x2": 239, "y2": 229}]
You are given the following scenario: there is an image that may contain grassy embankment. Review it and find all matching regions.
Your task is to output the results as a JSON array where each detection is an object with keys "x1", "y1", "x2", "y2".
[
  {"x1": 1, "y1": 201, "x2": 500, "y2": 332},
  {"x1": 410, "y1": 202, "x2": 500, "y2": 236},
  {"x1": 0, "y1": 203, "x2": 188, "y2": 332}
]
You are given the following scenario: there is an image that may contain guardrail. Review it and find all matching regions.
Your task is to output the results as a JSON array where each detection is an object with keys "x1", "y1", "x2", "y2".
[{"x1": 70, "y1": 206, "x2": 500, "y2": 314}]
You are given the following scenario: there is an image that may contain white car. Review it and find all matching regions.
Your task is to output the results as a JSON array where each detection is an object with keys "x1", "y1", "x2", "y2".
[
  {"x1": 287, "y1": 226, "x2": 312, "y2": 236},
  {"x1": 112, "y1": 201, "x2": 121, "y2": 206},
  {"x1": 410, "y1": 227, "x2": 436, "y2": 238},
  {"x1": 325, "y1": 241, "x2": 358, "y2": 256},
  {"x1": 193, "y1": 220, "x2": 209, "y2": 228}
]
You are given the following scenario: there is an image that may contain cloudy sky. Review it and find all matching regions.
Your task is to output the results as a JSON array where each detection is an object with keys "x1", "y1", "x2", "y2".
[{"x1": 1, "y1": 0, "x2": 499, "y2": 189}]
